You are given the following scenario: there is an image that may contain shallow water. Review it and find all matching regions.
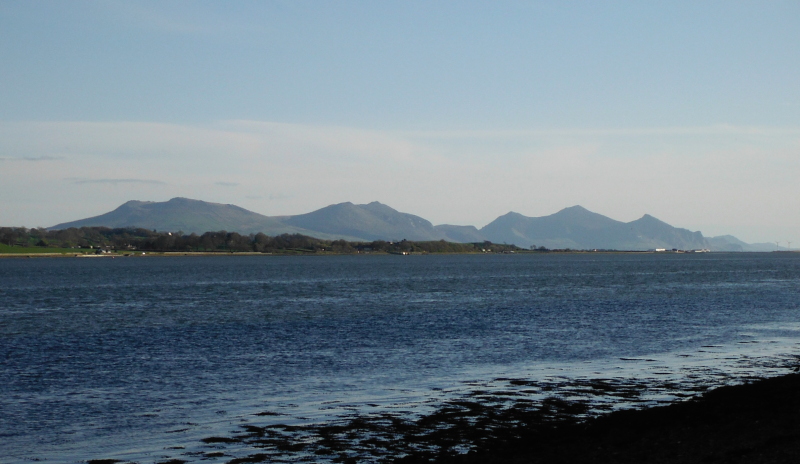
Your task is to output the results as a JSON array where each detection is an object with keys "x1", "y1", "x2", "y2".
[{"x1": 2, "y1": 253, "x2": 800, "y2": 463}]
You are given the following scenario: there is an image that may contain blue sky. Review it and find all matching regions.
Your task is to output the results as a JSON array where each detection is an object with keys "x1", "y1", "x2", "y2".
[{"x1": 1, "y1": 1, "x2": 799, "y2": 245}]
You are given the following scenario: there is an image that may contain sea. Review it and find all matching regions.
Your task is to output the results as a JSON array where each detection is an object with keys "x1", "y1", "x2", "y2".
[{"x1": 2, "y1": 252, "x2": 800, "y2": 463}]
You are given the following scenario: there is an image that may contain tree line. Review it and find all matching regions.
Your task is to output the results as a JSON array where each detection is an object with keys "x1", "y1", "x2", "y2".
[{"x1": 0, "y1": 226, "x2": 532, "y2": 254}]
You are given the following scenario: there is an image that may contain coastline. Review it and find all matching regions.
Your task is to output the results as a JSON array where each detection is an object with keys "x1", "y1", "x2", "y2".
[
  {"x1": 419, "y1": 371, "x2": 800, "y2": 464},
  {"x1": 0, "y1": 249, "x2": 725, "y2": 259},
  {"x1": 84, "y1": 350, "x2": 799, "y2": 464},
  {"x1": 81, "y1": 368, "x2": 800, "y2": 464}
]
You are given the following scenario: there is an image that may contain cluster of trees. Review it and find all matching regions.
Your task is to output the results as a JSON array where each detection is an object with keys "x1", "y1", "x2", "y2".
[{"x1": 0, "y1": 226, "x2": 531, "y2": 254}]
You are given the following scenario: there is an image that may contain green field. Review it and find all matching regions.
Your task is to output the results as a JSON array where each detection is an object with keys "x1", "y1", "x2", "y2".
[{"x1": 0, "y1": 243, "x2": 94, "y2": 254}]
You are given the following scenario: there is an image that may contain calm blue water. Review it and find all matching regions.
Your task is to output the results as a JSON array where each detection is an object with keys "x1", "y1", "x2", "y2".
[{"x1": 2, "y1": 253, "x2": 800, "y2": 463}]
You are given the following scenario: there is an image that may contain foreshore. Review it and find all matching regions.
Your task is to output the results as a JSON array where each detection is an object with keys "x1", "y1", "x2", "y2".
[
  {"x1": 407, "y1": 371, "x2": 800, "y2": 464},
  {"x1": 119, "y1": 366, "x2": 800, "y2": 464}
]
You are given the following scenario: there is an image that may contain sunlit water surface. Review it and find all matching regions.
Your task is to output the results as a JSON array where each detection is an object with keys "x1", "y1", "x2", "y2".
[{"x1": 2, "y1": 253, "x2": 800, "y2": 463}]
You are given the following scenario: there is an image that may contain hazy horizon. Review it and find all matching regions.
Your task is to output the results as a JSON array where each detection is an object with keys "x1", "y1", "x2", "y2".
[
  {"x1": 1, "y1": 1, "x2": 799, "y2": 244},
  {"x1": 41, "y1": 196, "x2": 776, "y2": 247}
]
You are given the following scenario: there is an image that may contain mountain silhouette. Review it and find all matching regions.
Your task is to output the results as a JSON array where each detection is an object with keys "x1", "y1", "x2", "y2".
[
  {"x1": 51, "y1": 198, "x2": 765, "y2": 251},
  {"x1": 50, "y1": 197, "x2": 323, "y2": 237},
  {"x1": 479, "y1": 206, "x2": 708, "y2": 250},
  {"x1": 285, "y1": 201, "x2": 446, "y2": 241}
]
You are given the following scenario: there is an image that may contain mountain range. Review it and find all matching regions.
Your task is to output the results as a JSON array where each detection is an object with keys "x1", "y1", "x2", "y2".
[{"x1": 50, "y1": 197, "x2": 776, "y2": 252}]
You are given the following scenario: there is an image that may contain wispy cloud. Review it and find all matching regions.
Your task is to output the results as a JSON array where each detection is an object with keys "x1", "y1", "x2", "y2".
[
  {"x1": 0, "y1": 155, "x2": 64, "y2": 162},
  {"x1": 24, "y1": 155, "x2": 64, "y2": 161},
  {"x1": 401, "y1": 125, "x2": 800, "y2": 140},
  {"x1": 215, "y1": 181, "x2": 239, "y2": 187},
  {"x1": 72, "y1": 178, "x2": 166, "y2": 185}
]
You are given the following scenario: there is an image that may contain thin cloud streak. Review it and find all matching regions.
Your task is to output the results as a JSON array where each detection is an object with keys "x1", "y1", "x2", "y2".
[
  {"x1": 72, "y1": 178, "x2": 167, "y2": 186},
  {"x1": 0, "y1": 155, "x2": 65, "y2": 162},
  {"x1": 401, "y1": 125, "x2": 800, "y2": 139}
]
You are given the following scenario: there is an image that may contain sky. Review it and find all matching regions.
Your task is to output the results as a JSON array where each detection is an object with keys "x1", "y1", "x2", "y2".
[{"x1": 1, "y1": 0, "x2": 799, "y2": 245}]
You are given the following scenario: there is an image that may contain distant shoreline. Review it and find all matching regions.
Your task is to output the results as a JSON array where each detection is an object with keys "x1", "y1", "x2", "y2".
[{"x1": 1, "y1": 249, "x2": 757, "y2": 259}]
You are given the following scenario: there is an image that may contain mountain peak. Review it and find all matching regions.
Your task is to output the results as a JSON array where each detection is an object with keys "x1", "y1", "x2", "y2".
[
  {"x1": 119, "y1": 199, "x2": 151, "y2": 206},
  {"x1": 361, "y1": 201, "x2": 400, "y2": 215},
  {"x1": 551, "y1": 205, "x2": 596, "y2": 217},
  {"x1": 549, "y1": 205, "x2": 622, "y2": 227},
  {"x1": 552, "y1": 205, "x2": 607, "y2": 217},
  {"x1": 325, "y1": 201, "x2": 355, "y2": 208},
  {"x1": 286, "y1": 201, "x2": 442, "y2": 241},
  {"x1": 630, "y1": 214, "x2": 669, "y2": 226}
]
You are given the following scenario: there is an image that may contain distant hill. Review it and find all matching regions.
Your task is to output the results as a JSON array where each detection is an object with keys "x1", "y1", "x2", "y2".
[
  {"x1": 479, "y1": 206, "x2": 625, "y2": 249},
  {"x1": 626, "y1": 214, "x2": 708, "y2": 251},
  {"x1": 284, "y1": 201, "x2": 447, "y2": 242},
  {"x1": 50, "y1": 198, "x2": 444, "y2": 242},
  {"x1": 706, "y1": 235, "x2": 779, "y2": 252},
  {"x1": 50, "y1": 198, "x2": 769, "y2": 251},
  {"x1": 478, "y1": 206, "x2": 709, "y2": 251},
  {"x1": 49, "y1": 197, "x2": 322, "y2": 237}
]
